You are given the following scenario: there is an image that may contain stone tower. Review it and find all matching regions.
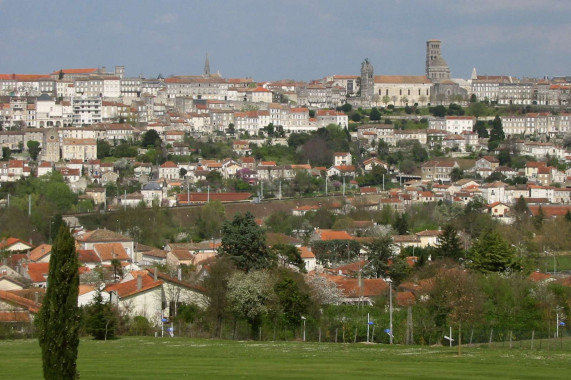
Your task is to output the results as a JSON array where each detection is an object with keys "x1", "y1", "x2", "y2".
[
  {"x1": 426, "y1": 40, "x2": 450, "y2": 82},
  {"x1": 42, "y1": 128, "x2": 60, "y2": 163},
  {"x1": 360, "y1": 58, "x2": 374, "y2": 101},
  {"x1": 204, "y1": 53, "x2": 211, "y2": 77}
]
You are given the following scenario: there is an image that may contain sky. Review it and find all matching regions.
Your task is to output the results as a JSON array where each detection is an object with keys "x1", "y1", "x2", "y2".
[{"x1": 0, "y1": 0, "x2": 570, "y2": 81}]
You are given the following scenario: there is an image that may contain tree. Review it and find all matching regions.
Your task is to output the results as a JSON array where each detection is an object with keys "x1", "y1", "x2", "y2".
[
  {"x1": 429, "y1": 105, "x2": 447, "y2": 117},
  {"x1": 450, "y1": 167, "x2": 463, "y2": 182},
  {"x1": 370, "y1": 107, "x2": 381, "y2": 121},
  {"x1": 364, "y1": 235, "x2": 393, "y2": 278},
  {"x1": 350, "y1": 112, "x2": 361, "y2": 122},
  {"x1": 197, "y1": 200, "x2": 226, "y2": 240},
  {"x1": 273, "y1": 269, "x2": 312, "y2": 328},
  {"x1": 468, "y1": 228, "x2": 519, "y2": 273},
  {"x1": 382, "y1": 95, "x2": 391, "y2": 107},
  {"x1": 219, "y1": 212, "x2": 275, "y2": 272},
  {"x1": 58, "y1": 70, "x2": 64, "y2": 80},
  {"x1": 85, "y1": 288, "x2": 117, "y2": 340},
  {"x1": 227, "y1": 270, "x2": 274, "y2": 337},
  {"x1": 97, "y1": 140, "x2": 112, "y2": 159},
  {"x1": 141, "y1": 129, "x2": 161, "y2": 148},
  {"x1": 435, "y1": 224, "x2": 463, "y2": 261},
  {"x1": 2, "y1": 147, "x2": 11, "y2": 160},
  {"x1": 27, "y1": 140, "x2": 41, "y2": 161},
  {"x1": 272, "y1": 243, "x2": 304, "y2": 271},
  {"x1": 37, "y1": 224, "x2": 80, "y2": 379},
  {"x1": 488, "y1": 116, "x2": 505, "y2": 151},
  {"x1": 204, "y1": 258, "x2": 234, "y2": 337},
  {"x1": 393, "y1": 212, "x2": 409, "y2": 235},
  {"x1": 473, "y1": 121, "x2": 489, "y2": 138}
]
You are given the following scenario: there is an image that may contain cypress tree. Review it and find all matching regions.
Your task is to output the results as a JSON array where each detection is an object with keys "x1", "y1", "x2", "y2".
[
  {"x1": 436, "y1": 224, "x2": 463, "y2": 261},
  {"x1": 37, "y1": 224, "x2": 80, "y2": 379}
]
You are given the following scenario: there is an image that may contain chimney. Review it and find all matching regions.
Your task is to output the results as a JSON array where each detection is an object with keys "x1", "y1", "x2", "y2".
[
  {"x1": 177, "y1": 267, "x2": 182, "y2": 281},
  {"x1": 136, "y1": 275, "x2": 143, "y2": 290},
  {"x1": 153, "y1": 268, "x2": 158, "y2": 281}
]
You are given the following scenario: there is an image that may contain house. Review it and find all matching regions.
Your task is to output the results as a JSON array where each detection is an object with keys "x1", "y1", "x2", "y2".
[
  {"x1": 76, "y1": 229, "x2": 135, "y2": 262},
  {"x1": 0, "y1": 238, "x2": 34, "y2": 253},
  {"x1": 159, "y1": 161, "x2": 180, "y2": 180},
  {"x1": 311, "y1": 229, "x2": 353, "y2": 241},
  {"x1": 93, "y1": 242, "x2": 131, "y2": 265},
  {"x1": 333, "y1": 152, "x2": 352, "y2": 166},
  {"x1": 321, "y1": 273, "x2": 388, "y2": 305},
  {"x1": 166, "y1": 250, "x2": 194, "y2": 268},
  {"x1": 85, "y1": 188, "x2": 106, "y2": 205},
  {"x1": 21, "y1": 263, "x2": 50, "y2": 287},
  {"x1": 145, "y1": 269, "x2": 208, "y2": 317},
  {"x1": 140, "y1": 249, "x2": 168, "y2": 266},
  {"x1": 0, "y1": 275, "x2": 25, "y2": 291},
  {"x1": 107, "y1": 273, "x2": 164, "y2": 322},
  {"x1": 77, "y1": 249, "x2": 102, "y2": 269},
  {"x1": 420, "y1": 160, "x2": 459, "y2": 183},
  {"x1": 27, "y1": 244, "x2": 52, "y2": 263},
  {"x1": 327, "y1": 165, "x2": 357, "y2": 178},
  {"x1": 177, "y1": 192, "x2": 251, "y2": 205},
  {"x1": 78, "y1": 284, "x2": 110, "y2": 307},
  {"x1": 292, "y1": 204, "x2": 320, "y2": 216},
  {"x1": 415, "y1": 230, "x2": 442, "y2": 248},
  {"x1": 362, "y1": 157, "x2": 389, "y2": 173},
  {"x1": 0, "y1": 290, "x2": 42, "y2": 326},
  {"x1": 299, "y1": 246, "x2": 317, "y2": 272},
  {"x1": 486, "y1": 202, "x2": 511, "y2": 220}
]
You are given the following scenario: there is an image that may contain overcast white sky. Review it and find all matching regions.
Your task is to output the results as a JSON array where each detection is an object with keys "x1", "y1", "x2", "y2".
[{"x1": 1, "y1": 0, "x2": 569, "y2": 81}]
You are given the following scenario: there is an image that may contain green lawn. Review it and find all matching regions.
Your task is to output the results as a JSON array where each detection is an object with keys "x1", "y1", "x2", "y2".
[
  {"x1": 539, "y1": 254, "x2": 571, "y2": 272},
  {"x1": 1, "y1": 337, "x2": 570, "y2": 379}
]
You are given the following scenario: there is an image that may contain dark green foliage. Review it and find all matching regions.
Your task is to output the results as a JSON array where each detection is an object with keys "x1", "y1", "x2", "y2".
[
  {"x1": 96, "y1": 140, "x2": 112, "y2": 159},
  {"x1": 310, "y1": 240, "x2": 360, "y2": 265},
  {"x1": 204, "y1": 258, "x2": 234, "y2": 337},
  {"x1": 112, "y1": 143, "x2": 139, "y2": 158},
  {"x1": 435, "y1": 224, "x2": 463, "y2": 261},
  {"x1": 287, "y1": 133, "x2": 311, "y2": 149},
  {"x1": 27, "y1": 140, "x2": 41, "y2": 161},
  {"x1": 364, "y1": 235, "x2": 393, "y2": 278},
  {"x1": 369, "y1": 107, "x2": 381, "y2": 121},
  {"x1": 2, "y1": 147, "x2": 11, "y2": 160},
  {"x1": 473, "y1": 121, "x2": 489, "y2": 138},
  {"x1": 350, "y1": 112, "x2": 361, "y2": 122},
  {"x1": 411, "y1": 141, "x2": 428, "y2": 162},
  {"x1": 468, "y1": 228, "x2": 519, "y2": 273},
  {"x1": 447, "y1": 103, "x2": 464, "y2": 116},
  {"x1": 197, "y1": 200, "x2": 226, "y2": 240},
  {"x1": 392, "y1": 212, "x2": 409, "y2": 235},
  {"x1": 273, "y1": 269, "x2": 312, "y2": 327},
  {"x1": 388, "y1": 254, "x2": 412, "y2": 286},
  {"x1": 488, "y1": 116, "x2": 505, "y2": 151},
  {"x1": 219, "y1": 212, "x2": 275, "y2": 272},
  {"x1": 429, "y1": 105, "x2": 446, "y2": 117},
  {"x1": 356, "y1": 164, "x2": 387, "y2": 186},
  {"x1": 37, "y1": 224, "x2": 80, "y2": 379},
  {"x1": 141, "y1": 129, "x2": 162, "y2": 148},
  {"x1": 272, "y1": 244, "x2": 304, "y2": 271},
  {"x1": 450, "y1": 167, "x2": 463, "y2": 182},
  {"x1": 85, "y1": 288, "x2": 117, "y2": 340}
]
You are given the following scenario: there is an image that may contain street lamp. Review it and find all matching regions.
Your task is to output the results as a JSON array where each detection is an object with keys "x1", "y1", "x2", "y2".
[
  {"x1": 301, "y1": 316, "x2": 306, "y2": 342},
  {"x1": 386, "y1": 277, "x2": 393, "y2": 344}
]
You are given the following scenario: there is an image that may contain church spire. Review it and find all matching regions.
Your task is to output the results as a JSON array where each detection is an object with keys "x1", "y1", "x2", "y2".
[{"x1": 204, "y1": 53, "x2": 210, "y2": 77}]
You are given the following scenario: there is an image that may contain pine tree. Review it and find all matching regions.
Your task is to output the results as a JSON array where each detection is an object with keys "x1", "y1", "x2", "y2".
[
  {"x1": 468, "y1": 228, "x2": 518, "y2": 273},
  {"x1": 37, "y1": 224, "x2": 80, "y2": 380},
  {"x1": 436, "y1": 224, "x2": 463, "y2": 261},
  {"x1": 86, "y1": 288, "x2": 117, "y2": 340},
  {"x1": 219, "y1": 212, "x2": 275, "y2": 272}
]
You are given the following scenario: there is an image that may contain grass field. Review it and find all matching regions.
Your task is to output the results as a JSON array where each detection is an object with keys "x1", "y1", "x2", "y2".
[
  {"x1": 539, "y1": 254, "x2": 571, "y2": 272},
  {"x1": 0, "y1": 337, "x2": 570, "y2": 379}
]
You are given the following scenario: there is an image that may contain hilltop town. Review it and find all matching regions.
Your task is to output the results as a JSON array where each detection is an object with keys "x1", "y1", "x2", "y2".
[{"x1": 0, "y1": 40, "x2": 570, "y2": 343}]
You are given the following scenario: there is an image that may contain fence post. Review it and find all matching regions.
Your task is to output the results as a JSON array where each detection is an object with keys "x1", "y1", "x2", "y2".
[
  {"x1": 531, "y1": 330, "x2": 534, "y2": 350},
  {"x1": 335, "y1": 328, "x2": 338, "y2": 343}
]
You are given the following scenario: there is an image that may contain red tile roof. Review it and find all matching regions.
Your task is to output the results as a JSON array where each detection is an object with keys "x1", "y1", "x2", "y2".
[
  {"x1": 24, "y1": 263, "x2": 50, "y2": 283},
  {"x1": 93, "y1": 243, "x2": 130, "y2": 261},
  {"x1": 27, "y1": 244, "x2": 52, "y2": 262},
  {"x1": 315, "y1": 229, "x2": 353, "y2": 241},
  {"x1": 106, "y1": 275, "x2": 163, "y2": 298}
]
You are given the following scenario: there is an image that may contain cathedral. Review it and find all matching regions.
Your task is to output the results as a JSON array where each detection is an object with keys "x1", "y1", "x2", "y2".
[{"x1": 426, "y1": 39, "x2": 467, "y2": 104}]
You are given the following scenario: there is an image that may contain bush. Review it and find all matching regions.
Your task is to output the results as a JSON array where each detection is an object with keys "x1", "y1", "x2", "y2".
[{"x1": 128, "y1": 316, "x2": 154, "y2": 336}]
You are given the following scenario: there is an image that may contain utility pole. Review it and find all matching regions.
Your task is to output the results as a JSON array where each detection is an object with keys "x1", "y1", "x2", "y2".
[
  {"x1": 278, "y1": 181, "x2": 282, "y2": 200},
  {"x1": 28, "y1": 194, "x2": 31, "y2": 216},
  {"x1": 342, "y1": 176, "x2": 345, "y2": 197},
  {"x1": 207, "y1": 185, "x2": 210, "y2": 203},
  {"x1": 388, "y1": 278, "x2": 393, "y2": 344}
]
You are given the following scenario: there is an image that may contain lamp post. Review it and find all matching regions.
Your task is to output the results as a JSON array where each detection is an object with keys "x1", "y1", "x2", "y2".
[
  {"x1": 301, "y1": 316, "x2": 306, "y2": 342},
  {"x1": 387, "y1": 277, "x2": 393, "y2": 344}
]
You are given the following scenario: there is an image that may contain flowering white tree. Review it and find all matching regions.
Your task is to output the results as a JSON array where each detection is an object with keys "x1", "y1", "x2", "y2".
[
  {"x1": 306, "y1": 274, "x2": 342, "y2": 305},
  {"x1": 227, "y1": 270, "x2": 275, "y2": 336}
]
